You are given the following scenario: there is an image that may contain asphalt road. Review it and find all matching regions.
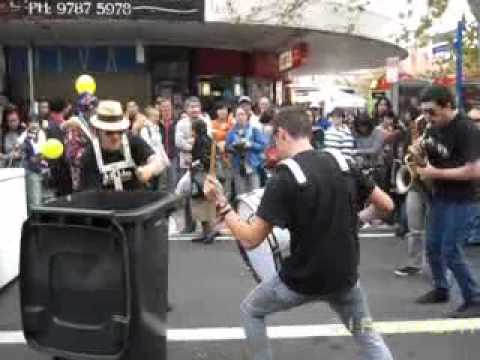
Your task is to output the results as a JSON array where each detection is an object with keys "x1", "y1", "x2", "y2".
[{"x1": 1, "y1": 230, "x2": 480, "y2": 360}]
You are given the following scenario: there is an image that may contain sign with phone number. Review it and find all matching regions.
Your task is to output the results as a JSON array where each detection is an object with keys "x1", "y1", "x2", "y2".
[{"x1": 2, "y1": 1, "x2": 204, "y2": 21}]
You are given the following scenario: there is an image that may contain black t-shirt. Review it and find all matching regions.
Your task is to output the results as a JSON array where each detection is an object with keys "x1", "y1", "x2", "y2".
[
  {"x1": 256, "y1": 150, "x2": 375, "y2": 295},
  {"x1": 79, "y1": 135, "x2": 154, "y2": 191},
  {"x1": 45, "y1": 121, "x2": 73, "y2": 196},
  {"x1": 424, "y1": 113, "x2": 480, "y2": 202}
]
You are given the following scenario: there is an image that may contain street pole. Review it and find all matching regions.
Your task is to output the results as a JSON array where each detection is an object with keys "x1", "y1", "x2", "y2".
[
  {"x1": 455, "y1": 17, "x2": 465, "y2": 111},
  {"x1": 27, "y1": 45, "x2": 35, "y2": 115}
]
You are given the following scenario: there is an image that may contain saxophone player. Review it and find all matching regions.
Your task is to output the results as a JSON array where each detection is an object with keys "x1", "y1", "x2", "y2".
[
  {"x1": 394, "y1": 114, "x2": 429, "y2": 277},
  {"x1": 415, "y1": 86, "x2": 480, "y2": 318}
]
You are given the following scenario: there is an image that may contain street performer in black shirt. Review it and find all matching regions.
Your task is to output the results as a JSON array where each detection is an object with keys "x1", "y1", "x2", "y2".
[
  {"x1": 79, "y1": 100, "x2": 169, "y2": 191},
  {"x1": 415, "y1": 86, "x2": 480, "y2": 317},
  {"x1": 204, "y1": 107, "x2": 395, "y2": 360}
]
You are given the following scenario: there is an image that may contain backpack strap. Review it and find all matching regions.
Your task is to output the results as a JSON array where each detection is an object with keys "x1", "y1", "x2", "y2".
[
  {"x1": 278, "y1": 149, "x2": 351, "y2": 186},
  {"x1": 323, "y1": 148, "x2": 350, "y2": 173},
  {"x1": 92, "y1": 133, "x2": 136, "y2": 191},
  {"x1": 279, "y1": 158, "x2": 307, "y2": 186}
]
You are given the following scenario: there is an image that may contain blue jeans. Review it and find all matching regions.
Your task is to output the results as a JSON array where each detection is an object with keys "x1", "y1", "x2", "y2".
[
  {"x1": 465, "y1": 202, "x2": 480, "y2": 245},
  {"x1": 240, "y1": 275, "x2": 393, "y2": 360},
  {"x1": 426, "y1": 198, "x2": 480, "y2": 302}
]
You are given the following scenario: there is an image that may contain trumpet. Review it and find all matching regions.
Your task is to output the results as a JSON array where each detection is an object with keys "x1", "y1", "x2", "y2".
[{"x1": 395, "y1": 118, "x2": 430, "y2": 195}]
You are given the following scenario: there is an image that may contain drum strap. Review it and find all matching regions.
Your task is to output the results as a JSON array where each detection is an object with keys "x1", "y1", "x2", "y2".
[
  {"x1": 278, "y1": 149, "x2": 351, "y2": 186},
  {"x1": 323, "y1": 148, "x2": 350, "y2": 173},
  {"x1": 279, "y1": 159, "x2": 307, "y2": 185},
  {"x1": 92, "y1": 133, "x2": 136, "y2": 191}
]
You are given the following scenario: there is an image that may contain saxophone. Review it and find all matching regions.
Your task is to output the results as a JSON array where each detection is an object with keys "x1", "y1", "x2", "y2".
[{"x1": 395, "y1": 116, "x2": 431, "y2": 194}]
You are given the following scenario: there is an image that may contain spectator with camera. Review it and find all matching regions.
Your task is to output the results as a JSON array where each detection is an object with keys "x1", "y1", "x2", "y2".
[{"x1": 226, "y1": 107, "x2": 267, "y2": 196}]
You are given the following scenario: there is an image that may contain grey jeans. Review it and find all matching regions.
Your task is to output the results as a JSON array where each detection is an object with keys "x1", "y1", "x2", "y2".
[
  {"x1": 405, "y1": 189, "x2": 428, "y2": 268},
  {"x1": 240, "y1": 275, "x2": 393, "y2": 360},
  {"x1": 158, "y1": 158, "x2": 179, "y2": 193}
]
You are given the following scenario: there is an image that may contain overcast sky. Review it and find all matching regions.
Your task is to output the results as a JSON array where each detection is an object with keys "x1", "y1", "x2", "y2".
[{"x1": 367, "y1": 0, "x2": 473, "y2": 34}]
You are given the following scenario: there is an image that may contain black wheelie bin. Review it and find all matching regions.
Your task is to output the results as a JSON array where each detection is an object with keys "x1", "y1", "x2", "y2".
[{"x1": 20, "y1": 191, "x2": 180, "y2": 360}]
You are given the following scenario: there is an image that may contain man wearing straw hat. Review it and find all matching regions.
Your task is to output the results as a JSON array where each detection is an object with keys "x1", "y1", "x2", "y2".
[{"x1": 79, "y1": 100, "x2": 169, "y2": 191}]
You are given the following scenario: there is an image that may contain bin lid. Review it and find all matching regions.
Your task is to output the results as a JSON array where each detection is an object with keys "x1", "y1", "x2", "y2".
[{"x1": 33, "y1": 191, "x2": 181, "y2": 220}]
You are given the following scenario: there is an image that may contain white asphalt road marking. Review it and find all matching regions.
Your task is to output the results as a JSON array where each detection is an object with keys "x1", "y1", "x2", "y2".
[
  {"x1": 2, "y1": 319, "x2": 480, "y2": 344},
  {"x1": 169, "y1": 233, "x2": 397, "y2": 241}
]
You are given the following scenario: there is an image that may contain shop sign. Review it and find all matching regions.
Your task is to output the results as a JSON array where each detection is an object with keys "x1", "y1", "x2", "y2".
[
  {"x1": 278, "y1": 50, "x2": 293, "y2": 73},
  {"x1": 278, "y1": 42, "x2": 309, "y2": 73},
  {"x1": 1, "y1": 1, "x2": 204, "y2": 21},
  {"x1": 386, "y1": 56, "x2": 399, "y2": 84}
]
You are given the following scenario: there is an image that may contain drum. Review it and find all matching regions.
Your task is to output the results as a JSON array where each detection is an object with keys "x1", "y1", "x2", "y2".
[{"x1": 236, "y1": 189, "x2": 290, "y2": 282}]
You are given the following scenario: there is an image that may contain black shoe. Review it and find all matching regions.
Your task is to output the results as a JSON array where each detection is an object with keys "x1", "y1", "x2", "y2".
[
  {"x1": 394, "y1": 266, "x2": 422, "y2": 277},
  {"x1": 416, "y1": 289, "x2": 450, "y2": 304},
  {"x1": 446, "y1": 301, "x2": 480, "y2": 318},
  {"x1": 203, "y1": 231, "x2": 219, "y2": 244},
  {"x1": 191, "y1": 235, "x2": 206, "y2": 243},
  {"x1": 181, "y1": 222, "x2": 197, "y2": 234}
]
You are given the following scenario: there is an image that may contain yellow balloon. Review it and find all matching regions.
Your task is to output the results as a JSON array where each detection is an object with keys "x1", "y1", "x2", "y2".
[
  {"x1": 75, "y1": 74, "x2": 96, "y2": 95},
  {"x1": 40, "y1": 139, "x2": 64, "y2": 160}
]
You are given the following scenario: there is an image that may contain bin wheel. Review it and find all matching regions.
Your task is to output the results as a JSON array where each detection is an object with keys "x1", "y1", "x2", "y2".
[{"x1": 53, "y1": 357, "x2": 67, "y2": 360}]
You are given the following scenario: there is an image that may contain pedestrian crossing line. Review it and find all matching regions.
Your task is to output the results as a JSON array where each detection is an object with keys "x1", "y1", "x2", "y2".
[
  {"x1": 168, "y1": 233, "x2": 397, "y2": 241},
  {"x1": 2, "y1": 318, "x2": 480, "y2": 344}
]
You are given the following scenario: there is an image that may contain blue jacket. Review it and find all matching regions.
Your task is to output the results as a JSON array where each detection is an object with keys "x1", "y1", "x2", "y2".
[{"x1": 226, "y1": 124, "x2": 267, "y2": 171}]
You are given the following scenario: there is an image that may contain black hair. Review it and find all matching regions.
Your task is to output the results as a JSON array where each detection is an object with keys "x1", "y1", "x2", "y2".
[
  {"x1": 214, "y1": 101, "x2": 229, "y2": 112},
  {"x1": 259, "y1": 108, "x2": 275, "y2": 125},
  {"x1": 50, "y1": 98, "x2": 66, "y2": 113},
  {"x1": 1, "y1": 104, "x2": 23, "y2": 152},
  {"x1": 373, "y1": 96, "x2": 392, "y2": 113},
  {"x1": 191, "y1": 119, "x2": 212, "y2": 169},
  {"x1": 420, "y1": 85, "x2": 455, "y2": 109},
  {"x1": 272, "y1": 106, "x2": 312, "y2": 139},
  {"x1": 192, "y1": 118, "x2": 208, "y2": 138},
  {"x1": 384, "y1": 110, "x2": 396, "y2": 119},
  {"x1": 353, "y1": 112, "x2": 374, "y2": 135},
  {"x1": 375, "y1": 96, "x2": 392, "y2": 110}
]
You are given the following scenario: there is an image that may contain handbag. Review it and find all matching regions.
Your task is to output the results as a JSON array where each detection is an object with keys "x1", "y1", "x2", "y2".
[{"x1": 191, "y1": 165, "x2": 207, "y2": 198}]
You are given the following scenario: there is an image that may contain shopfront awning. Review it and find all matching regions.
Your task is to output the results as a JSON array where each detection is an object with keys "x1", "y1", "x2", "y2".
[{"x1": 0, "y1": 19, "x2": 405, "y2": 74}]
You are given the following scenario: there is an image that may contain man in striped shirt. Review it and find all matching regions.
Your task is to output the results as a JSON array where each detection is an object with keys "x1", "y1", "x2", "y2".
[{"x1": 323, "y1": 108, "x2": 356, "y2": 160}]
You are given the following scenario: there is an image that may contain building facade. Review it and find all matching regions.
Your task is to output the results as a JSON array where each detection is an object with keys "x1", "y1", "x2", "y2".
[{"x1": 0, "y1": 0, "x2": 406, "y2": 112}]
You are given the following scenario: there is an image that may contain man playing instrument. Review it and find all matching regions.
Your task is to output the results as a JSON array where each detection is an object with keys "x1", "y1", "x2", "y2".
[
  {"x1": 415, "y1": 86, "x2": 480, "y2": 317},
  {"x1": 204, "y1": 107, "x2": 395, "y2": 360},
  {"x1": 394, "y1": 114, "x2": 430, "y2": 277},
  {"x1": 79, "y1": 100, "x2": 169, "y2": 192}
]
